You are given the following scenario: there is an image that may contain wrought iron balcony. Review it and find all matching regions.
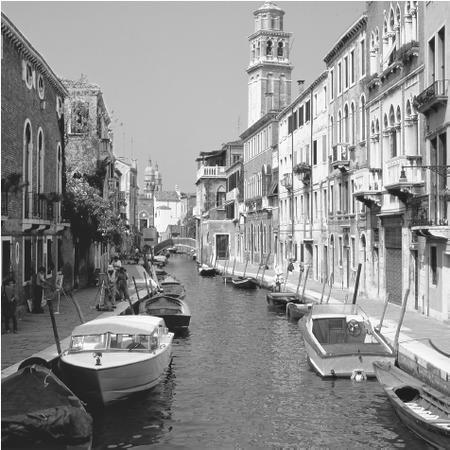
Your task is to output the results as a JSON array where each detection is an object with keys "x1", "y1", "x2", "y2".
[
  {"x1": 414, "y1": 79, "x2": 448, "y2": 114},
  {"x1": 384, "y1": 157, "x2": 424, "y2": 203},
  {"x1": 331, "y1": 144, "x2": 350, "y2": 171}
]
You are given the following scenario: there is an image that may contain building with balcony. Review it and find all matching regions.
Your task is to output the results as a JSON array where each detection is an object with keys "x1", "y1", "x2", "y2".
[
  {"x1": 1, "y1": 13, "x2": 69, "y2": 312},
  {"x1": 277, "y1": 72, "x2": 328, "y2": 281},
  {"x1": 409, "y1": 1, "x2": 449, "y2": 320},
  {"x1": 194, "y1": 141, "x2": 243, "y2": 264},
  {"x1": 366, "y1": 1, "x2": 425, "y2": 306},
  {"x1": 324, "y1": 15, "x2": 368, "y2": 292}
]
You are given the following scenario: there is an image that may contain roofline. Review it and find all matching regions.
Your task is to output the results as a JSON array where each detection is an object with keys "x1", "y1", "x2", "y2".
[
  {"x1": 277, "y1": 71, "x2": 328, "y2": 118},
  {"x1": 1, "y1": 12, "x2": 69, "y2": 97},
  {"x1": 240, "y1": 111, "x2": 278, "y2": 140},
  {"x1": 323, "y1": 14, "x2": 367, "y2": 65}
]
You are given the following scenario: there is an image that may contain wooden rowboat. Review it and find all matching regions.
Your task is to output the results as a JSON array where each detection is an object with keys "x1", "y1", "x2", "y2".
[
  {"x1": 231, "y1": 276, "x2": 258, "y2": 289},
  {"x1": 139, "y1": 294, "x2": 191, "y2": 331},
  {"x1": 198, "y1": 265, "x2": 216, "y2": 277},
  {"x1": 374, "y1": 361, "x2": 450, "y2": 448}
]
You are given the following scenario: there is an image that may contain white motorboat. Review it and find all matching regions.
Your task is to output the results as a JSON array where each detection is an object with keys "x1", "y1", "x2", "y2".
[
  {"x1": 299, "y1": 303, "x2": 395, "y2": 379},
  {"x1": 59, "y1": 315, "x2": 174, "y2": 404}
]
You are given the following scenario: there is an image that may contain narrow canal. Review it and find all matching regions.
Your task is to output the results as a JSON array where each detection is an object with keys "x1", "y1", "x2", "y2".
[{"x1": 92, "y1": 254, "x2": 424, "y2": 449}]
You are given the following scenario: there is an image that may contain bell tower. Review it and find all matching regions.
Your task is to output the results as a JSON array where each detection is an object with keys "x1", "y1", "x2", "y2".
[{"x1": 247, "y1": 1, "x2": 293, "y2": 127}]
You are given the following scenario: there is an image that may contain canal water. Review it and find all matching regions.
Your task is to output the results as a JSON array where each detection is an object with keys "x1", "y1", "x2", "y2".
[{"x1": 92, "y1": 254, "x2": 425, "y2": 449}]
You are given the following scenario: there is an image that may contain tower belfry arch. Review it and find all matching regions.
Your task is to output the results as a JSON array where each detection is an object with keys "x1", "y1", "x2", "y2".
[{"x1": 247, "y1": 1, "x2": 293, "y2": 127}]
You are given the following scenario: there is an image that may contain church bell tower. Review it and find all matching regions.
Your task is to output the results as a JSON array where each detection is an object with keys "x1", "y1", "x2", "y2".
[{"x1": 247, "y1": 2, "x2": 293, "y2": 127}]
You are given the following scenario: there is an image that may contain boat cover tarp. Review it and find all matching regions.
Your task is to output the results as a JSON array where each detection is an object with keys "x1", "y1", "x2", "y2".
[{"x1": 2, "y1": 365, "x2": 92, "y2": 446}]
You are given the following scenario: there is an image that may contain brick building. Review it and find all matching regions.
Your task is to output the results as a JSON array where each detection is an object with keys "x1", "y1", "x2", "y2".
[{"x1": 1, "y1": 13, "x2": 69, "y2": 311}]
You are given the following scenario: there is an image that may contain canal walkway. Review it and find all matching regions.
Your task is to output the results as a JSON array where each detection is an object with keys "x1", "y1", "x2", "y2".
[{"x1": 2, "y1": 259, "x2": 449, "y2": 394}]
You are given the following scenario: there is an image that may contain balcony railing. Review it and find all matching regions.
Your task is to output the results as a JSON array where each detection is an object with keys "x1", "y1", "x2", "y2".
[
  {"x1": 414, "y1": 79, "x2": 448, "y2": 114},
  {"x1": 196, "y1": 165, "x2": 226, "y2": 182},
  {"x1": 385, "y1": 157, "x2": 422, "y2": 186},
  {"x1": 24, "y1": 192, "x2": 55, "y2": 220},
  {"x1": 331, "y1": 144, "x2": 350, "y2": 170}
]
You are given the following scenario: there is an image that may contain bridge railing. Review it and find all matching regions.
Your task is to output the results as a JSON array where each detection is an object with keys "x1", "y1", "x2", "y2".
[{"x1": 173, "y1": 237, "x2": 196, "y2": 249}]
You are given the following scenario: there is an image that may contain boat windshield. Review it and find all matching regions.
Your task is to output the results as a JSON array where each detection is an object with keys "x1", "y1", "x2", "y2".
[
  {"x1": 109, "y1": 333, "x2": 158, "y2": 351},
  {"x1": 70, "y1": 334, "x2": 107, "y2": 352}
]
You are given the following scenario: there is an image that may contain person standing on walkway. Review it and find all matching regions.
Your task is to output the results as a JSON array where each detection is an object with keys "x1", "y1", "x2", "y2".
[
  {"x1": 33, "y1": 267, "x2": 50, "y2": 313},
  {"x1": 105, "y1": 264, "x2": 117, "y2": 309},
  {"x1": 112, "y1": 255, "x2": 122, "y2": 270},
  {"x1": 116, "y1": 266, "x2": 130, "y2": 302},
  {"x1": 2, "y1": 277, "x2": 18, "y2": 333}
]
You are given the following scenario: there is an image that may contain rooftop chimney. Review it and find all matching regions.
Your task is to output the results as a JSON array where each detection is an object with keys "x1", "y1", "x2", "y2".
[{"x1": 297, "y1": 80, "x2": 305, "y2": 95}]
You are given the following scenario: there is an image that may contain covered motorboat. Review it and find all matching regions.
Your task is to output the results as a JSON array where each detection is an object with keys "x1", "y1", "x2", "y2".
[
  {"x1": 198, "y1": 264, "x2": 216, "y2": 277},
  {"x1": 231, "y1": 276, "x2": 258, "y2": 289},
  {"x1": 299, "y1": 304, "x2": 394, "y2": 378},
  {"x1": 60, "y1": 315, "x2": 174, "y2": 404}
]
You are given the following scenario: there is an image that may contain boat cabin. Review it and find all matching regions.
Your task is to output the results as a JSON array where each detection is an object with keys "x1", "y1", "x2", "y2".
[
  {"x1": 309, "y1": 304, "x2": 383, "y2": 348},
  {"x1": 67, "y1": 316, "x2": 169, "y2": 353}
]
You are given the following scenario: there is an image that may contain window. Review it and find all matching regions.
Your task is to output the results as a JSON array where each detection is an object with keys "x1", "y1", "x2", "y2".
[
  {"x1": 350, "y1": 50, "x2": 355, "y2": 84},
  {"x1": 266, "y1": 40, "x2": 273, "y2": 56},
  {"x1": 330, "y1": 69, "x2": 334, "y2": 100},
  {"x1": 351, "y1": 237, "x2": 356, "y2": 269},
  {"x1": 360, "y1": 38, "x2": 366, "y2": 76},
  {"x1": 305, "y1": 100, "x2": 311, "y2": 122},
  {"x1": 25, "y1": 61, "x2": 33, "y2": 89},
  {"x1": 37, "y1": 74, "x2": 45, "y2": 99},
  {"x1": 351, "y1": 103, "x2": 356, "y2": 145},
  {"x1": 337, "y1": 62, "x2": 342, "y2": 94},
  {"x1": 313, "y1": 93, "x2": 318, "y2": 116},
  {"x1": 56, "y1": 96, "x2": 63, "y2": 119},
  {"x1": 313, "y1": 140, "x2": 318, "y2": 165},
  {"x1": 71, "y1": 101, "x2": 89, "y2": 134},
  {"x1": 360, "y1": 95, "x2": 366, "y2": 141},
  {"x1": 299, "y1": 106, "x2": 304, "y2": 126},
  {"x1": 277, "y1": 41, "x2": 283, "y2": 57},
  {"x1": 322, "y1": 134, "x2": 327, "y2": 162},
  {"x1": 431, "y1": 246, "x2": 438, "y2": 285},
  {"x1": 344, "y1": 56, "x2": 349, "y2": 89},
  {"x1": 46, "y1": 238, "x2": 53, "y2": 276},
  {"x1": 24, "y1": 239, "x2": 32, "y2": 283}
]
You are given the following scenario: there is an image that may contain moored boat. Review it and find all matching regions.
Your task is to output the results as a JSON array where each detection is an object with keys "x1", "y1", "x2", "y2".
[
  {"x1": 159, "y1": 280, "x2": 186, "y2": 299},
  {"x1": 139, "y1": 293, "x2": 191, "y2": 330},
  {"x1": 374, "y1": 361, "x2": 450, "y2": 448},
  {"x1": 231, "y1": 276, "x2": 258, "y2": 289},
  {"x1": 198, "y1": 264, "x2": 216, "y2": 276},
  {"x1": 299, "y1": 303, "x2": 395, "y2": 379},
  {"x1": 59, "y1": 315, "x2": 174, "y2": 404},
  {"x1": 286, "y1": 301, "x2": 313, "y2": 320},
  {"x1": 2, "y1": 364, "x2": 93, "y2": 449},
  {"x1": 266, "y1": 291, "x2": 300, "y2": 308}
]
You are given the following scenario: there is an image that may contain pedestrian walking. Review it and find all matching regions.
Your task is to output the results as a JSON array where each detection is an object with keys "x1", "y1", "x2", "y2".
[
  {"x1": 2, "y1": 277, "x2": 18, "y2": 333},
  {"x1": 112, "y1": 255, "x2": 122, "y2": 270},
  {"x1": 116, "y1": 266, "x2": 130, "y2": 302}
]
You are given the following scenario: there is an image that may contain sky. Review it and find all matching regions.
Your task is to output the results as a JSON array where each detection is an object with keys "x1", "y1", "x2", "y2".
[{"x1": 2, "y1": 1, "x2": 366, "y2": 193}]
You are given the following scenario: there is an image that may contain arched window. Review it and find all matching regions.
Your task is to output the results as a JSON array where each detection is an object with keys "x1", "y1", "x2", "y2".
[
  {"x1": 360, "y1": 95, "x2": 366, "y2": 140},
  {"x1": 277, "y1": 41, "x2": 283, "y2": 57},
  {"x1": 23, "y1": 121, "x2": 32, "y2": 217},
  {"x1": 37, "y1": 128, "x2": 44, "y2": 194},
  {"x1": 351, "y1": 102, "x2": 356, "y2": 144},
  {"x1": 338, "y1": 110, "x2": 342, "y2": 142},
  {"x1": 330, "y1": 116, "x2": 334, "y2": 145},
  {"x1": 216, "y1": 185, "x2": 226, "y2": 207},
  {"x1": 384, "y1": 113, "x2": 389, "y2": 129},
  {"x1": 57, "y1": 143, "x2": 62, "y2": 195},
  {"x1": 376, "y1": 119, "x2": 380, "y2": 134},
  {"x1": 396, "y1": 5, "x2": 401, "y2": 26},
  {"x1": 371, "y1": 120, "x2": 375, "y2": 136},
  {"x1": 389, "y1": 105, "x2": 395, "y2": 126},
  {"x1": 389, "y1": 8, "x2": 395, "y2": 31},
  {"x1": 266, "y1": 40, "x2": 273, "y2": 56},
  {"x1": 344, "y1": 104, "x2": 349, "y2": 143},
  {"x1": 406, "y1": 99, "x2": 412, "y2": 117},
  {"x1": 396, "y1": 105, "x2": 401, "y2": 124}
]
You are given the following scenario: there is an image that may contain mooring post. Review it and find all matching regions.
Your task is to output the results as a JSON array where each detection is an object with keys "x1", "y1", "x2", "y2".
[
  {"x1": 394, "y1": 288, "x2": 410, "y2": 355},
  {"x1": 351, "y1": 263, "x2": 362, "y2": 305},
  {"x1": 295, "y1": 266, "x2": 303, "y2": 297},
  {"x1": 376, "y1": 293, "x2": 390, "y2": 331},
  {"x1": 47, "y1": 298, "x2": 62, "y2": 355},
  {"x1": 326, "y1": 272, "x2": 334, "y2": 304},
  {"x1": 300, "y1": 265, "x2": 310, "y2": 301},
  {"x1": 319, "y1": 276, "x2": 327, "y2": 304}
]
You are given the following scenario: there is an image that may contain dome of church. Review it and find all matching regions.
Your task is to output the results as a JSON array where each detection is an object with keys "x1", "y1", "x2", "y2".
[{"x1": 144, "y1": 160, "x2": 156, "y2": 176}]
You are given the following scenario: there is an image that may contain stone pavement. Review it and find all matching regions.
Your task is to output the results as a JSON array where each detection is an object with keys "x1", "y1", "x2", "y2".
[{"x1": 1, "y1": 264, "x2": 150, "y2": 377}]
